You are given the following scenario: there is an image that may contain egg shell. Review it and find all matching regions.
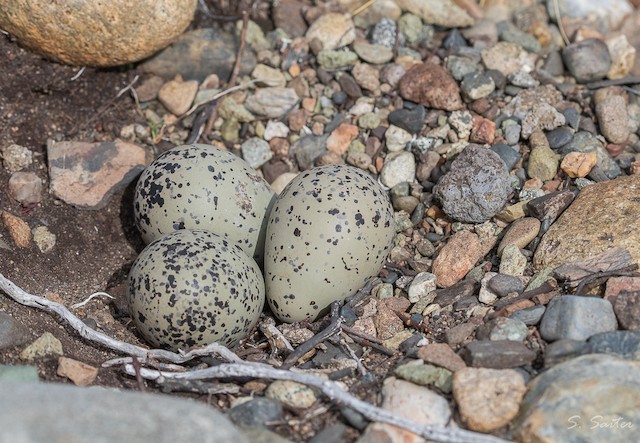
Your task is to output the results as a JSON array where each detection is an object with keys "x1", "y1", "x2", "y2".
[
  {"x1": 133, "y1": 144, "x2": 276, "y2": 264},
  {"x1": 127, "y1": 229, "x2": 265, "y2": 351},
  {"x1": 265, "y1": 165, "x2": 395, "y2": 322}
]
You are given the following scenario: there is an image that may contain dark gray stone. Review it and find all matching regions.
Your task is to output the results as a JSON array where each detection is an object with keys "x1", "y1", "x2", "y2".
[
  {"x1": 490, "y1": 143, "x2": 522, "y2": 171},
  {"x1": 562, "y1": 108, "x2": 580, "y2": 130},
  {"x1": 463, "y1": 340, "x2": 536, "y2": 368},
  {"x1": 291, "y1": 134, "x2": 329, "y2": 170},
  {"x1": 309, "y1": 424, "x2": 347, "y2": 443},
  {"x1": 433, "y1": 144, "x2": 512, "y2": 223},
  {"x1": 562, "y1": 38, "x2": 612, "y2": 83},
  {"x1": 545, "y1": 126, "x2": 573, "y2": 149},
  {"x1": 228, "y1": 397, "x2": 284, "y2": 428},
  {"x1": 488, "y1": 273, "x2": 524, "y2": 297},
  {"x1": 140, "y1": 28, "x2": 257, "y2": 82},
  {"x1": 544, "y1": 338, "x2": 590, "y2": 367},
  {"x1": 542, "y1": 50, "x2": 564, "y2": 76},
  {"x1": 388, "y1": 103, "x2": 426, "y2": 134},
  {"x1": 588, "y1": 331, "x2": 640, "y2": 360},
  {"x1": 540, "y1": 295, "x2": 618, "y2": 342},
  {"x1": 510, "y1": 305, "x2": 546, "y2": 326},
  {"x1": 433, "y1": 280, "x2": 477, "y2": 307},
  {"x1": 0, "y1": 311, "x2": 31, "y2": 350},
  {"x1": 443, "y1": 28, "x2": 468, "y2": 50},
  {"x1": 0, "y1": 381, "x2": 248, "y2": 443},
  {"x1": 527, "y1": 190, "x2": 575, "y2": 228}
]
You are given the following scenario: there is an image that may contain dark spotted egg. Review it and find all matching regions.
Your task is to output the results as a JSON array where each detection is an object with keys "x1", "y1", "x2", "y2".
[
  {"x1": 128, "y1": 229, "x2": 265, "y2": 351},
  {"x1": 264, "y1": 165, "x2": 395, "y2": 322},
  {"x1": 133, "y1": 144, "x2": 276, "y2": 264}
]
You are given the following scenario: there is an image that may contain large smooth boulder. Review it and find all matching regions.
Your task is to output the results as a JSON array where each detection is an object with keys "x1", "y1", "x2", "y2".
[{"x1": 0, "y1": 0, "x2": 197, "y2": 67}]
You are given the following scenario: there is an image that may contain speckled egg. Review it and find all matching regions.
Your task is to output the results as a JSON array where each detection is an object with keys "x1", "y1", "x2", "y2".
[
  {"x1": 127, "y1": 229, "x2": 265, "y2": 350},
  {"x1": 264, "y1": 165, "x2": 395, "y2": 322},
  {"x1": 133, "y1": 144, "x2": 276, "y2": 264}
]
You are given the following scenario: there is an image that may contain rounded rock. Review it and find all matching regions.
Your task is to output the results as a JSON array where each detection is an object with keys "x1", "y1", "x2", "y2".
[
  {"x1": 0, "y1": 0, "x2": 197, "y2": 67},
  {"x1": 562, "y1": 38, "x2": 612, "y2": 83}
]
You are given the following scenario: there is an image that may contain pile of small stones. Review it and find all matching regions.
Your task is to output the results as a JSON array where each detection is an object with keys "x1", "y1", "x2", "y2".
[{"x1": 2, "y1": 0, "x2": 640, "y2": 442}]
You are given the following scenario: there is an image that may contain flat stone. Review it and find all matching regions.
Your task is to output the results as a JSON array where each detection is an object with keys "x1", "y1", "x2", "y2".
[
  {"x1": 398, "y1": 63, "x2": 463, "y2": 111},
  {"x1": 445, "y1": 321, "x2": 480, "y2": 346},
  {"x1": 562, "y1": 38, "x2": 612, "y2": 83},
  {"x1": 499, "y1": 244, "x2": 528, "y2": 277},
  {"x1": 317, "y1": 50, "x2": 358, "y2": 70},
  {"x1": 395, "y1": 0, "x2": 473, "y2": 28},
  {"x1": 514, "y1": 354, "x2": 640, "y2": 442},
  {"x1": 140, "y1": 28, "x2": 256, "y2": 82},
  {"x1": 394, "y1": 360, "x2": 453, "y2": 393},
  {"x1": 56, "y1": 356, "x2": 98, "y2": 386},
  {"x1": 432, "y1": 230, "x2": 484, "y2": 288},
  {"x1": 0, "y1": 311, "x2": 31, "y2": 350},
  {"x1": 539, "y1": 295, "x2": 618, "y2": 341},
  {"x1": 158, "y1": 76, "x2": 198, "y2": 116},
  {"x1": 407, "y1": 272, "x2": 437, "y2": 304},
  {"x1": 252, "y1": 64, "x2": 287, "y2": 88},
  {"x1": 228, "y1": 397, "x2": 283, "y2": 428},
  {"x1": 433, "y1": 280, "x2": 477, "y2": 307},
  {"x1": 521, "y1": 102, "x2": 566, "y2": 139},
  {"x1": 0, "y1": 381, "x2": 247, "y2": 442},
  {"x1": 476, "y1": 317, "x2": 529, "y2": 342},
  {"x1": 327, "y1": 123, "x2": 359, "y2": 156},
  {"x1": 266, "y1": 380, "x2": 317, "y2": 409},
  {"x1": 47, "y1": 139, "x2": 146, "y2": 209},
  {"x1": 490, "y1": 143, "x2": 521, "y2": 171},
  {"x1": 33, "y1": 226, "x2": 56, "y2": 253},
  {"x1": 527, "y1": 144, "x2": 559, "y2": 182},
  {"x1": 510, "y1": 305, "x2": 546, "y2": 326},
  {"x1": 353, "y1": 41, "x2": 393, "y2": 65},
  {"x1": 385, "y1": 125, "x2": 412, "y2": 152},
  {"x1": 526, "y1": 190, "x2": 575, "y2": 226},
  {"x1": 453, "y1": 368, "x2": 526, "y2": 432},
  {"x1": 0, "y1": 0, "x2": 197, "y2": 67},
  {"x1": 19, "y1": 332, "x2": 63, "y2": 361},
  {"x1": 588, "y1": 330, "x2": 640, "y2": 360},
  {"x1": 305, "y1": 13, "x2": 355, "y2": 51},
  {"x1": 417, "y1": 342, "x2": 467, "y2": 372},
  {"x1": 433, "y1": 144, "x2": 511, "y2": 223},
  {"x1": 352, "y1": 63, "x2": 380, "y2": 92},
  {"x1": 357, "y1": 377, "x2": 451, "y2": 443},
  {"x1": 387, "y1": 104, "x2": 426, "y2": 134},
  {"x1": 463, "y1": 340, "x2": 536, "y2": 368},
  {"x1": 534, "y1": 175, "x2": 640, "y2": 270},
  {"x1": 545, "y1": 126, "x2": 574, "y2": 149},
  {"x1": 245, "y1": 88, "x2": 299, "y2": 119}
]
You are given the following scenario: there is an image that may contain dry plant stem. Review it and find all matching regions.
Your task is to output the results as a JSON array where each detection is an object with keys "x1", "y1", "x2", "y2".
[
  {"x1": 0, "y1": 272, "x2": 240, "y2": 366},
  {"x1": 228, "y1": 10, "x2": 249, "y2": 89},
  {"x1": 123, "y1": 363, "x2": 510, "y2": 443},
  {"x1": 281, "y1": 302, "x2": 343, "y2": 370}
]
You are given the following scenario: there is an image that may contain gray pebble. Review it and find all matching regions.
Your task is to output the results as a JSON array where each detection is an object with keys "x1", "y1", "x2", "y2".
[
  {"x1": 433, "y1": 144, "x2": 512, "y2": 223},
  {"x1": 388, "y1": 104, "x2": 426, "y2": 134},
  {"x1": 544, "y1": 338, "x2": 589, "y2": 367},
  {"x1": 562, "y1": 38, "x2": 612, "y2": 83},
  {"x1": 497, "y1": 21, "x2": 541, "y2": 53},
  {"x1": 588, "y1": 330, "x2": 640, "y2": 361},
  {"x1": 545, "y1": 126, "x2": 574, "y2": 149},
  {"x1": 488, "y1": 273, "x2": 524, "y2": 297},
  {"x1": 562, "y1": 108, "x2": 580, "y2": 130},
  {"x1": 510, "y1": 305, "x2": 546, "y2": 326},
  {"x1": 507, "y1": 71, "x2": 539, "y2": 88},
  {"x1": 0, "y1": 311, "x2": 31, "y2": 350},
  {"x1": 540, "y1": 295, "x2": 618, "y2": 342},
  {"x1": 241, "y1": 137, "x2": 273, "y2": 169},
  {"x1": 490, "y1": 143, "x2": 522, "y2": 170},
  {"x1": 445, "y1": 55, "x2": 480, "y2": 81},
  {"x1": 503, "y1": 124, "x2": 522, "y2": 145},
  {"x1": 476, "y1": 317, "x2": 529, "y2": 342},
  {"x1": 292, "y1": 134, "x2": 329, "y2": 170},
  {"x1": 461, "y1": 71, "x2": 496, "y2": 100},
  {"x1": 228, "y1": 397, "x2": 283, "y2": 428},
  {"x1": 370, "y1": 18, "x2": 400, "y2": 49}
]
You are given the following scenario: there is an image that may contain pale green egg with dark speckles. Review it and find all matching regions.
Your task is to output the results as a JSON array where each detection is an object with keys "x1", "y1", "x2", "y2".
[
  {"x1": 264, "y1": 165, "x2": 395, "y2": 322},
  {"x1": 133, "y1": 144, "x2": 276, "y2": 265},
  {"x1": 127, "y1": 229, "x2": 265, "y2": 351}
]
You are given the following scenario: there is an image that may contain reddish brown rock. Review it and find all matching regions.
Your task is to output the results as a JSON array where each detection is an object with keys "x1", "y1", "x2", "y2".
[
  {"x1": 57, "y1": 357, "x2": 98, "y2": 386},
  {"x1": 432, "y1": 230, "x2": 484, "y2": 287},
  {"x1": 326, "y1": 123, "x2": 359, "y2": 155},
  {"x1": 417, "y1": 343, "x2": 467, "y2": 372},
  {"x1": 605, "y1": 276, "x2": 640, "y2": 301},
  {"x1": 399, "y1": 63, "x2": 463, "y2": 111},
  {"x1": 0, "y1": 0, "x2": 197, "y2": 67},
  {"x1": 470, "y1": 115, "x2": 496, "y2": 144},
  {"x1": 47, "y1": 139, "x2": 148, "y2": 209},
  {"x1": 1, "y1": 211, "x2": 31, "y2": 248}
]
